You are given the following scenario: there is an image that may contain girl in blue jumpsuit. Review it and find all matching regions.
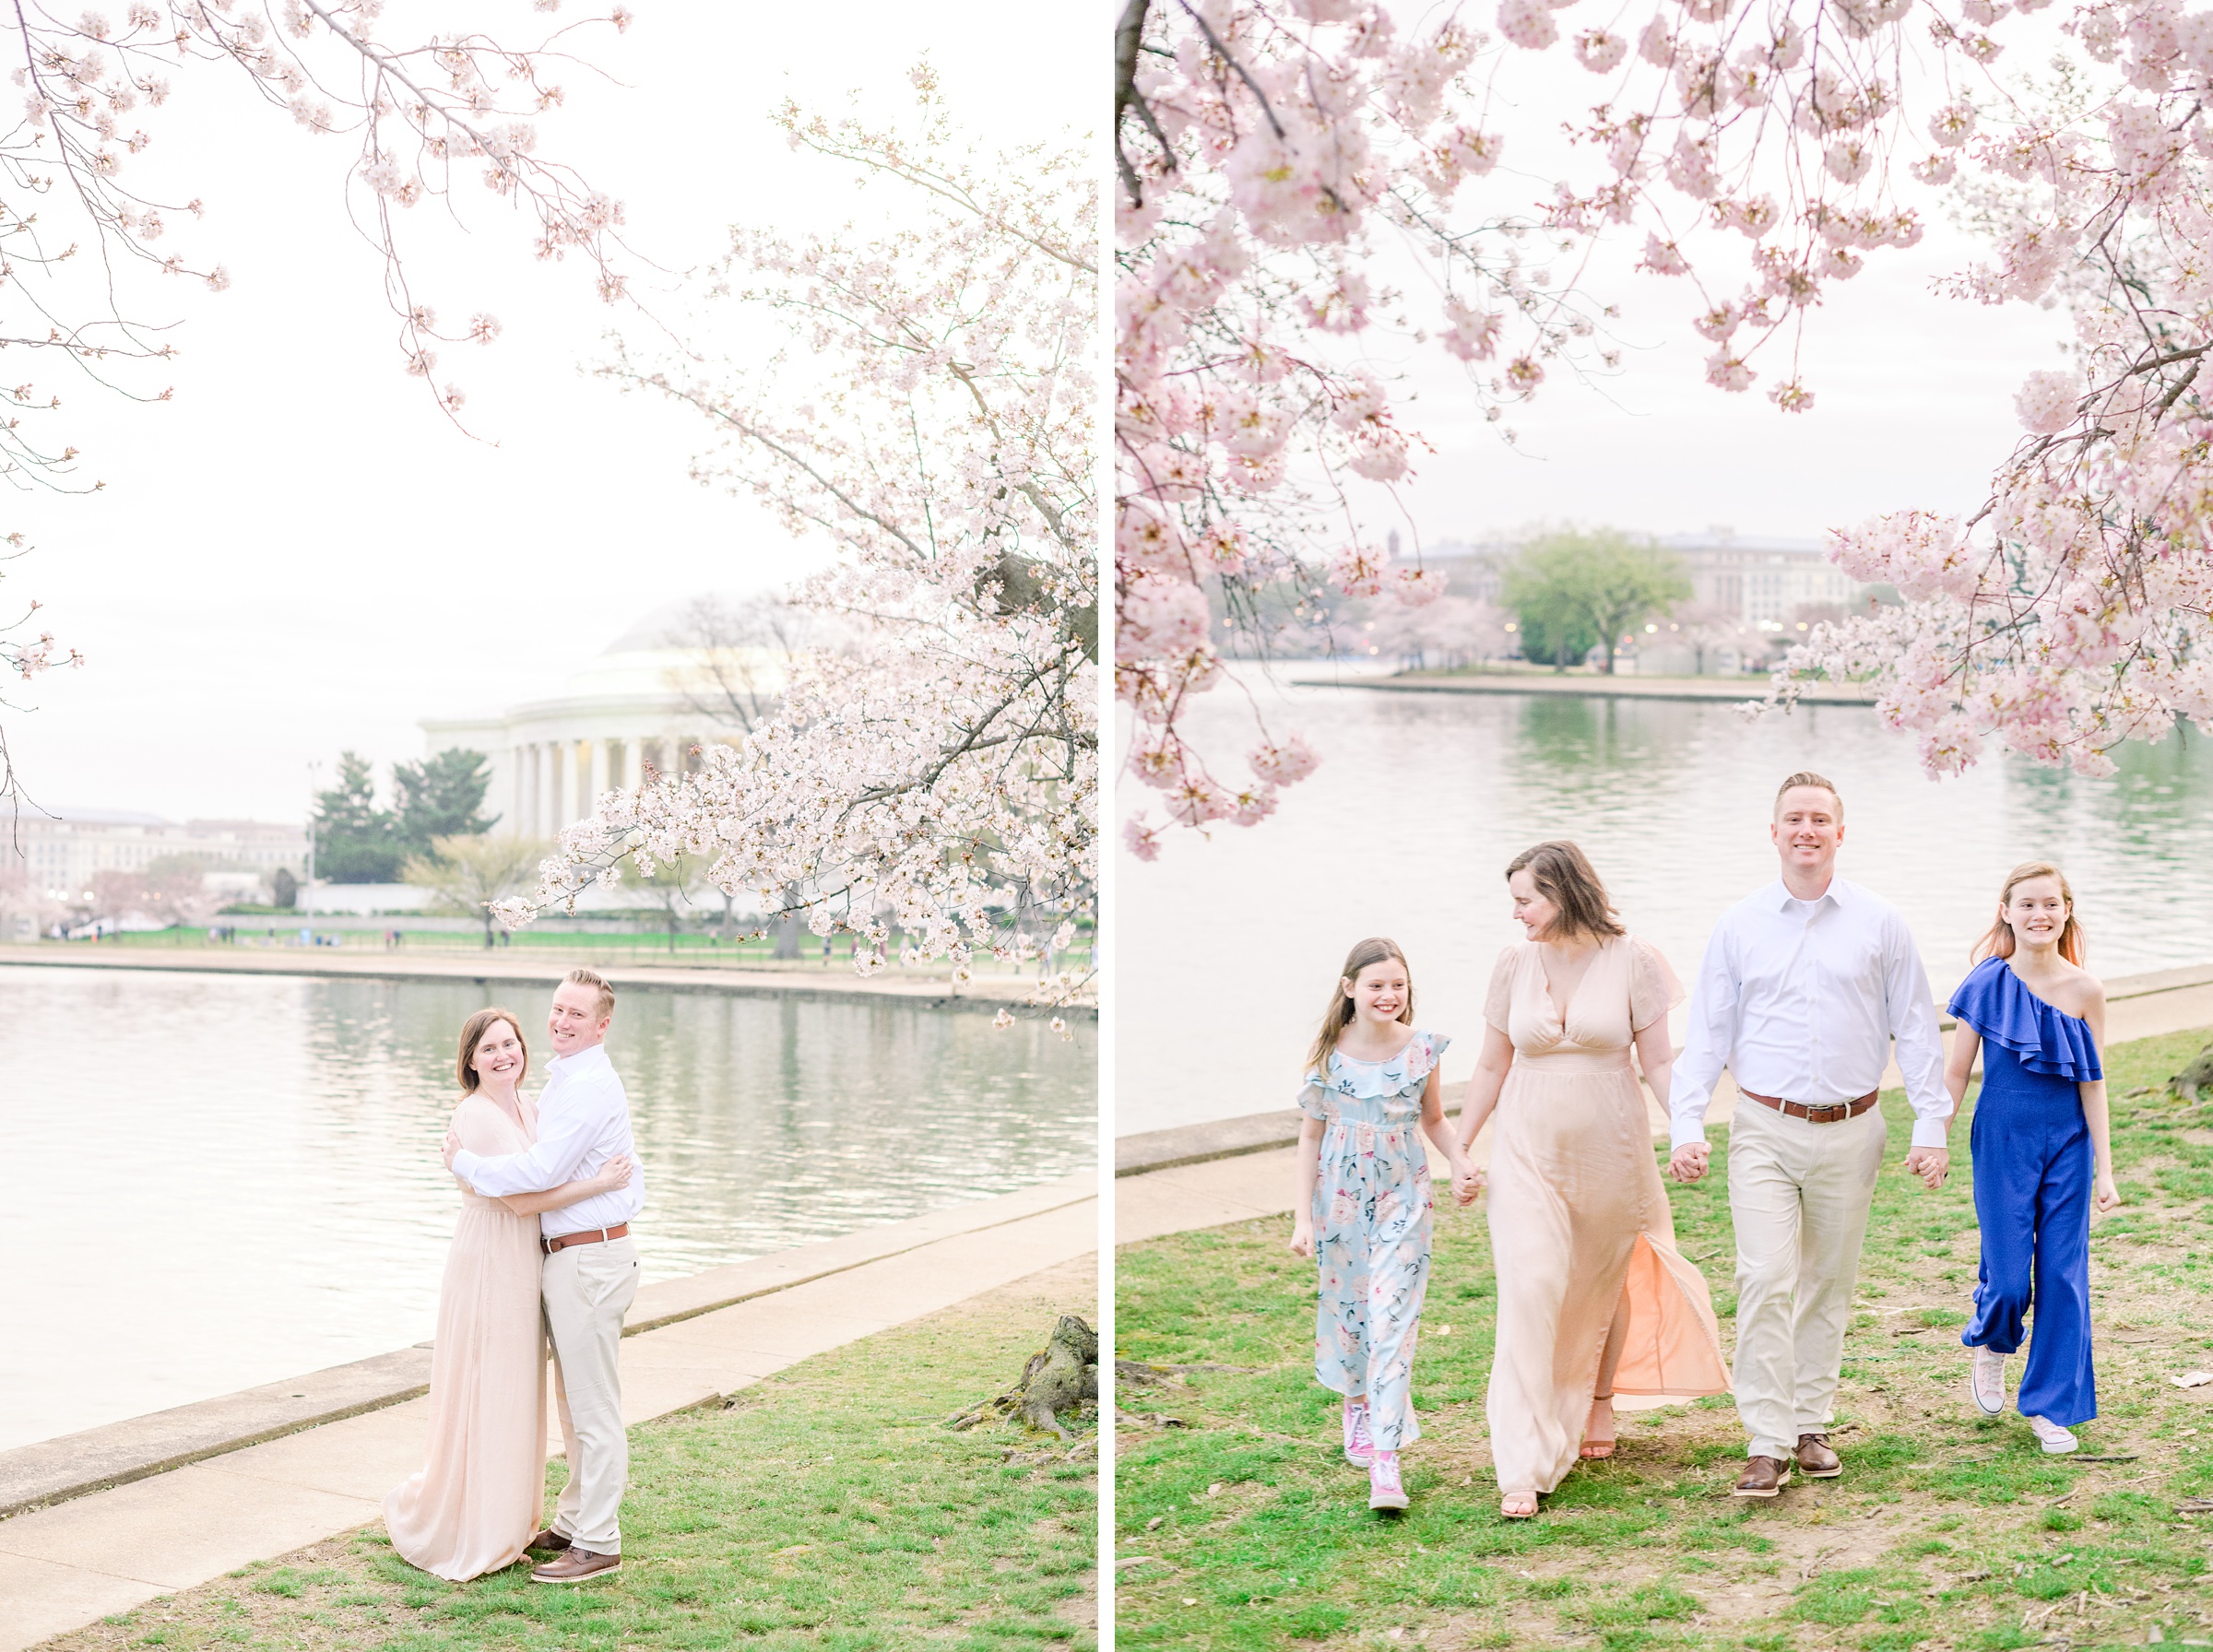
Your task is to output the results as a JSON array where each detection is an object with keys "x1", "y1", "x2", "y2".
[{"x1": 1944, "y1": 862, "x2": 2120, "y2": 1455}]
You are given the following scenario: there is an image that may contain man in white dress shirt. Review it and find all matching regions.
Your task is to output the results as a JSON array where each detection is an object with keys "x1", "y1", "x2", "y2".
[
  {"x1": 444, "y1": 966, "x2": 645, "y2": 1581},
  {"x1": 1669, "y1": 772, "x2": 1951, "y2": 1499}
]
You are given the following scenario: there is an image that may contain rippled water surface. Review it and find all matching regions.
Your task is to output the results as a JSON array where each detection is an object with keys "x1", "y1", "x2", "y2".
[
  {"x1": 1118, "y1": 673, "x2": 2213, "y2": 1135},
  {"x1": 4, "y1": 971, "x2": 1093, "y2": 1450}
]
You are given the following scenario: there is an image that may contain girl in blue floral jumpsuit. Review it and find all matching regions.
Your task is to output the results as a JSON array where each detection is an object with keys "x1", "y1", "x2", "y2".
[{"x1": 1291, "y1": 937, "x2": 1477, "y2": 1510}]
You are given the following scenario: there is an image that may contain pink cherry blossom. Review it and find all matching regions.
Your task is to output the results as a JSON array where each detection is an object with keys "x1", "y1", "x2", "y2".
[{"x1": 511, "y1": 91, "x2": 1095, "y2": 1005}]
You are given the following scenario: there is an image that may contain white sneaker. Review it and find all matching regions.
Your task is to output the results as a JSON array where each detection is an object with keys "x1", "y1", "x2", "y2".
[
  {"x1": 2028, "y1": 1415, "x2": 2078, "y2": 1455},
  {"x1": 1970, "y1": 1348, "x2": 2006, "y2": 1417}
]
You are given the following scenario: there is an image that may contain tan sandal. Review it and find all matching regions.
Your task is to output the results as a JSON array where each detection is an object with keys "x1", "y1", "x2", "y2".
[
  {"x1": 1580, "y1": 1395, "x2": 1616, "y2": 1459},
  {"x1": 1501, "y1": 1490, "x2": 1539, "y2": 1519}
]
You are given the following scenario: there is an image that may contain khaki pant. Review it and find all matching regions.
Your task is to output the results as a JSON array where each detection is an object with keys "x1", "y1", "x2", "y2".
[
  {"x1": 542, "y1": 1235, "x2": 638, "y2": 1554},
  {"x1": 1726, "y1": 1098, "x2": 1886, "y2": 1463}
]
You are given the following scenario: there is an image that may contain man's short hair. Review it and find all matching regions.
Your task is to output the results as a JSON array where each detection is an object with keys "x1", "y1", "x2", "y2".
[
  {"x1": 564, "y1": 966, "x2": 615, "y2": 1021},
  {"x1": 1774, "y1": 770, "x2": 1843, "y2": 818}
]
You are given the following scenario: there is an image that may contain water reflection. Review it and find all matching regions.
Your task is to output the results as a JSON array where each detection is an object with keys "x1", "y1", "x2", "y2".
[{"x1": 3, "y1": 969, "x2": 1092, "y2": 1450}]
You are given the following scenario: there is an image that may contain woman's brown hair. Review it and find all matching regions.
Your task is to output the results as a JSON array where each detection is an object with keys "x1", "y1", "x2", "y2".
[
  {"x1": 1973, "y1": 861, "x2": 2087, "y2": 968},
  {"x1": 1306, "y1": 937, "x2": 1413, "y2": 1075},
  {"x1": 1504, "y1": 840, "x2": 1627, "y2": 942},
  {"x1": 456, "y1": 1008, "x2": 530, "y2": 1093}
]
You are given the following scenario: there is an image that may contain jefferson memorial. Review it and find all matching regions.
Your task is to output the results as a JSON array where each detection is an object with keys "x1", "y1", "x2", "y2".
[{"x1": 420, "y1": 596, "x2": 788, "y2": 841}]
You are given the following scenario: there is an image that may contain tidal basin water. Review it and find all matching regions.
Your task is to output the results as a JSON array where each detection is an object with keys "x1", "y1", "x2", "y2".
[
  {"x1": 1118, "y1": 670, "x2": 2213, "y2": 1136},
  {"x1": 3, "y1": 969, "x2": 1094, "y2": 1451}
]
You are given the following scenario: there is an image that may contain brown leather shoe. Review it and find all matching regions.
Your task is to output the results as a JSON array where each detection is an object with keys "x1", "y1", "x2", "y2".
[
  {"x1": 1732, "y1": 1456, "x2": 1792, "y2": 1498},
  {"x1": 525, "y1": 1528, "x2": 570, "y2": 1552},
  {"x1": 1795, "y1": 1433, "x2": 1842, "y2": 1478},
  {"x1": 530, "y1": 1547, "x2": 621, "y2": 1583}
]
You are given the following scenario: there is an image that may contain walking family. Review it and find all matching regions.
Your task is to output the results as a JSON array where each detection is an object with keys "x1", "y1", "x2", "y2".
[
  {"x1": 382, "y1": 966, "x2": 647, "y2": 1582},
  {"x1": 1289, "y1": 771, "x2": 2121, "y2": 1516}
]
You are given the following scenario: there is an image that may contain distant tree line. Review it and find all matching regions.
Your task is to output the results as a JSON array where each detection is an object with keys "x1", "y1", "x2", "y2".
[{"x1": 314, "y1": 749, "x2": 496, "y2": 883}]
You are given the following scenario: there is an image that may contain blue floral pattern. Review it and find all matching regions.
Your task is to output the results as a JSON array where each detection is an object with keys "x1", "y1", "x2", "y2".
[{"x1": 1298, "y1": 1029, "x2": 1448, "y2": 1451}]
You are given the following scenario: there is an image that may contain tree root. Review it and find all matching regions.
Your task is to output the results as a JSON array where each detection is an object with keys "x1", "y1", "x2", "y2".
[
  {"x1": 2173, "y1": 1039, "x2": 2213, "y2": 1102},
  {"x1": 945, "y1": 1315, "x2": 1098, "y2": 1440}
]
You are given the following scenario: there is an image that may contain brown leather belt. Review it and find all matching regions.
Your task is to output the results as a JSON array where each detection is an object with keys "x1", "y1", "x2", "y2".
[
  {"x1": 1740, "y1": 1088, "x2": 1879, "y2": 1125},
  {"x1": 543, "y1": 1223, "x2": 629, "y2": 1256}
]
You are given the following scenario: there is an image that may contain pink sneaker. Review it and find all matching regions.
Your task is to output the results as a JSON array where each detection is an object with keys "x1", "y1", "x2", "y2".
[
  {"x1": 1368, "y1": 1449, "x2": 1408, "y2": 1510},
  {"x1": 1342, "y1": 1399, "x2": 1375, "y2": 1468}
]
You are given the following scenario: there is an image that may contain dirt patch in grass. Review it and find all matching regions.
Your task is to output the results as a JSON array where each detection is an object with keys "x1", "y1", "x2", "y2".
[
  {"x1": 49, "y1": 1254, "x2": 1099, "y2": 1652},
  {"x1": 1116, "y1": 1027, "x2": 2213, "y2": 1651}
]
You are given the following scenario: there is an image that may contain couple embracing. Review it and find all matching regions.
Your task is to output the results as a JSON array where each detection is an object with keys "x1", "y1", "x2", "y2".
[
  {"x1": 1291, "y1": 769, "x2": 2119, "y2": 1515},
  {"x1": 382, "y1": 967, "x2": 646, "y2": 1583}
]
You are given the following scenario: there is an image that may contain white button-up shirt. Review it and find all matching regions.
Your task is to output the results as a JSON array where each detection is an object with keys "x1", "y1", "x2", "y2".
[
  {"x1": 451, "y1": 1042, "x2": 645, "y2": 1239},
  {"x1": 1668, "y1": 877, "x2": 1950, "y2": 1150}
]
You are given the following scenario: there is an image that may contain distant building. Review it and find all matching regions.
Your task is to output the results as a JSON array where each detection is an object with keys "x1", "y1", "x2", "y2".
[
  {"x1": 1421, "y1": 527, "x2": 1860, "y2": 631},
  {"x1": 1655, "y1": 526, "x2": 1861, "y2": 628},
  {"x1": 2, "y1": 808, "x2": 306, "y2": 903},
  {"x1": 421, "y1": 596, "x2": 789, "y2": 841}
]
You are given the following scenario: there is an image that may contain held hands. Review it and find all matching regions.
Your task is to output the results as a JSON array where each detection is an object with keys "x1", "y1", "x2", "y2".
[
  {"x1": 1668, "y1": 1142, "x2": 1710, "y2": 1184},
  {"x1": 1903, "y1": 1145, "x2": 1950, "y2": 1191},
  {"x1": 2094, "y1": 1172, "x2": 2123, "y2": 1215},
  {"x1": 1451, "y1": 1164, "x2": 1485, "y2": 1206}
]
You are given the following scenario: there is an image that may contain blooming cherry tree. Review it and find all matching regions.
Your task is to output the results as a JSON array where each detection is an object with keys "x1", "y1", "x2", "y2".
[
  {"x1": 502, "y1": 77, "x2": 1096, "y2": 1001},
  {"x1": 0, "y1": 0, "x2": 639, "y2": 808},
  {"x1": 1120, "y1": 0, "x2": 2213, "y2": 807}
]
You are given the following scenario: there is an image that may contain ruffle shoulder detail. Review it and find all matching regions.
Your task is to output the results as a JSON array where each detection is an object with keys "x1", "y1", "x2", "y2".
[
  {"x1": 1947, "y1": 955, "x2": 2101, "y2": 1081},
  {"x1": 1316, "y1": 1029, "x2": 1450, "y2": 1101},
  {"x1": 1626, "y1": 937, "x2": 1686, "y2": 1033}
]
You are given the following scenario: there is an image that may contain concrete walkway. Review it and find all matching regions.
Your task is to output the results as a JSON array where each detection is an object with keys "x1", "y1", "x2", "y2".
[
  {"x1": 0, "y1": 945, "x2": 1092, "y2": 1014},
  {"x1": 0, "y1": 1174, "x2": 1097, "y2": 1651}
]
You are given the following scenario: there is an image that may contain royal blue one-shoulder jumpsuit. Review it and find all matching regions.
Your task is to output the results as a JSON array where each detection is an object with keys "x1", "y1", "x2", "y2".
[{"x1": 1951, "y1": 954, "x2": 2102, "y2": 1428}]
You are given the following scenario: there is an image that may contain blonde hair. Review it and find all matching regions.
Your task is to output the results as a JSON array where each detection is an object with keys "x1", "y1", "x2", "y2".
[
  {"x1": 1504, "y1": 841, "x2": 1627, "y2": 941},
  {"x1": 456, "y1": 1008, "x2": 529, "y2": 1093},
  {"x1": 1775, "y1": 769, "x2": 1843, "y2": 817},
  {"x1": 563, "y1": 966, "x2": 616, "y2": 1021},
  {"x1": 1974, "y1": 860, "x2": 2087, "y2": 967},
  {"x1": 1306, "y1": 937, "x2": 1414, "y2": 1075}
]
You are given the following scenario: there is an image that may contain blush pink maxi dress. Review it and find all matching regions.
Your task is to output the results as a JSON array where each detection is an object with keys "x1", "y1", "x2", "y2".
[
  {"x1": 384, "y1": 1092, "x2": 550, "y2": 1580},
  {"x1": 1483, "y1": 935, "x2": 1730, "y2": 1496}
]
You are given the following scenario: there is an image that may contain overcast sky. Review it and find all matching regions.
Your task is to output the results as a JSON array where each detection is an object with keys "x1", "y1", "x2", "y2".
[
  {"x1": 3, "y1": 1, "x2": 1090, "y2": 823},
  {"x1": 1343, "y1": 11, "x2": 2073, "y2": 553},
  {"x1": 6, "y1": 2, "x2": 2067, "y2": 826}
]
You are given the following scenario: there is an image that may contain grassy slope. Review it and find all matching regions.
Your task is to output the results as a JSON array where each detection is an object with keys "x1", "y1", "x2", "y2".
[
  {"x1": 45, "y1": 1257, "x2": 1098, "y2": 1652},
  {"x1": 1116, "y1": 1029, "x2": 2213, "y2": 1651}
]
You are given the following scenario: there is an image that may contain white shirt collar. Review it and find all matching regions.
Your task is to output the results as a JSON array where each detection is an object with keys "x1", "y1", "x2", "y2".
[
  {"x1": 1768, "y1": 877, "x2": 1847, "y2": 913},
  {"x1": 546, "y1": 1042, "x2": 611, "y2": 1078}
]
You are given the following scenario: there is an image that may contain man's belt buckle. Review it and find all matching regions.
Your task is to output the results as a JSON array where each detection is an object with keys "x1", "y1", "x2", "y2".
[{"x1": 1803, "y1": 1101, "x2": 1851, "y2": 1124}]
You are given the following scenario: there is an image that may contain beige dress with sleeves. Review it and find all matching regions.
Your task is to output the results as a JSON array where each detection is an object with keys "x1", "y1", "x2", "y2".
[
  {"x1": 384, "y1": 1092, "x2": 550, "y2": 1580},
  {"x1": 1482, "y1": 935, "x2": 1729, "y2": 1496}
]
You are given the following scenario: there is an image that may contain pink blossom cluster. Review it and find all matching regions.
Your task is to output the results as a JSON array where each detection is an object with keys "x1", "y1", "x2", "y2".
[
  {"x1": 1118, "y1": 0, "x2": 2213, "y2": 793},
  {"x1": 1116, "y1": 0, "x2": 1645, "y2": 853},
  {"x1": 0, "y1": 1, "x2": 635, "y2": 457},
  {"x1": 503, "y1": 88, "x2": 1096, "y2": 1005}
]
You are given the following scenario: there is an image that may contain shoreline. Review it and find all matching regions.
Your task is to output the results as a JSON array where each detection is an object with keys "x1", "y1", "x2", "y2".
[
  {"x1": 0, "y1": 1173, "x2": 1095, "y2": 1524},
  {"x1": 1291, "y1": 668, "x2": 1877, "y2": 705},
  {"x1": 0, "y1": 945, "x2": 1096, "y2": 1016}
]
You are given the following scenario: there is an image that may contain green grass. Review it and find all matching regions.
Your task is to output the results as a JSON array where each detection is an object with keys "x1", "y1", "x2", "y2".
[
  {"x1": 56, "y1": 1261, "x2": 1097, "y2": 1652},
  {"x1": 1116, "y1": 1027, "x2": 2213, "y2": 1650}
]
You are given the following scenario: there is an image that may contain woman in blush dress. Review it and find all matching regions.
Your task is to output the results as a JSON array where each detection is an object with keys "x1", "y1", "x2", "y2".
[
  {"x1": 385, "y1": 1009, "x2": 634, "y2": 1582},
  {"x1": 1947, "y1": 861, "x2": 2120, "y2": 1456},
  {"x1": 1453, "y1": 842, "x2": 1729, "y2": 1519}
]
